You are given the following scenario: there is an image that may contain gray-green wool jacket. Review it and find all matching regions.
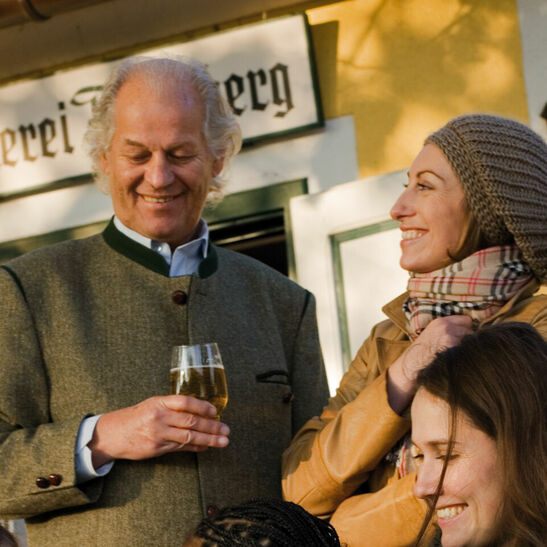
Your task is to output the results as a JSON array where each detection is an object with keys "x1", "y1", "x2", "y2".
[{"x1": 0, "y1": 220, "x2": 329, "y2": 546}]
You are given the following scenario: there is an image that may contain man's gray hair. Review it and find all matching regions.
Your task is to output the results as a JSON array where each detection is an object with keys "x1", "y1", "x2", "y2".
[{"x1": 84, "y1": 55, "x2": 242, "y2": 198}]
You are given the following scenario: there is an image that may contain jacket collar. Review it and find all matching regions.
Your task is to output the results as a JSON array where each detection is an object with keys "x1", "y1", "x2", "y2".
[
  {"x1": 102, "y1": 218, "x2": 218, "y2": 278},
  {"x1": 381, "y1": 278, "x2": 541, "y2": 336}
]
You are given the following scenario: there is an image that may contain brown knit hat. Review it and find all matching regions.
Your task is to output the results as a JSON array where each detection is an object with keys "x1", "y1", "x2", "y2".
[{"x1": 426, "y1": 114, "x2": 547, "y2": 280}]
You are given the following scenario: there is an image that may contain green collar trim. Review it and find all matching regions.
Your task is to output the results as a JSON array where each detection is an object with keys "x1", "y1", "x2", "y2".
[
  {"x1": 102, "y1": 218, "x2": 218, "y2": 278},
  {"x1": 198, "y1": 245, "x2": 218, "y2": 279}
]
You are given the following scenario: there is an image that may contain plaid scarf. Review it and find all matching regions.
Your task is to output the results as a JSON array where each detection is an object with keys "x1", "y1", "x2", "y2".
[{"x1": 403, "y1": 245, "x2": 534, "y2": 339}]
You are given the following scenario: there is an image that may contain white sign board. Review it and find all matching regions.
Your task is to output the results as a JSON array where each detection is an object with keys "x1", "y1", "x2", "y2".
[{"x1": 0, "y1": 14, "x2": 322, "y2": 200}]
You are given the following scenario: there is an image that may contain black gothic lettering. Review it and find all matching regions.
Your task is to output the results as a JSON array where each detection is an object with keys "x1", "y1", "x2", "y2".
[
  {"x1": 58, "y1": 102, "x2": 74, "y2": 154},
  {"x1": 1, "y1": 128, "x2": 17, "y2": 167},
  {"x1": 269, "y1": 63, "x2": 293, "y2": 118},
  {"x1": 224, "y1": 74, "x2": 246, "y2": 116},
  {"x1": 38, "y1": 118, "x2": 56, "y2": 158},
  {"x1": 70, "y1": 85, "x2": 103, "y2": 107},
  {"x1": 247, "y1": 69, "x2": 268, "y2": 111},
  {"x1": 19, "y1": 124, "x2": 38, "y2": 162}
]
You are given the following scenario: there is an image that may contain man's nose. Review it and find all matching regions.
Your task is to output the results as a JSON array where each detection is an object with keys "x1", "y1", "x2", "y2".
[
  {"x1": 145, "y1": 153, "x2": 175, "y2": 188},
  {"x1": 413, "y1": 462, "x2": 441, "y2": 499}
]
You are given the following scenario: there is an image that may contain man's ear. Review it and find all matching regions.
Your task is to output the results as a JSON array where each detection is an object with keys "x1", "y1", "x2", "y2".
[
  {"x1": 212, "y1": 157, "x2": 224, "y2": 178},
  {"x1": 99, "y1": 152, "x2": 111, "y2": 176}
]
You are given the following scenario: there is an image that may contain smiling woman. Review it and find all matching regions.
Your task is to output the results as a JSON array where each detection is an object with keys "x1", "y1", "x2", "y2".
[
  {"x1": 412, "y1": 323, "x2": 547, "y2": 546},
  {"x1": 390, "y1": 143, "x2": 469, "y2": 274},
  {"x1": 282, "y1": 114, "x2": 547, "y2": 547}
]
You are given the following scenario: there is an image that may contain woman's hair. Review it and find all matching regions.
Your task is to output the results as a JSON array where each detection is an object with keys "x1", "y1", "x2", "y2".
[
  {"x1": 449, "y1": 212, "x2": 490, "y2": 263},
  {"x1": 84, "y1": 55, "x2": 242, "y2": 198},
  {"x1": 414, "y1": 322, "x2": 547, "y2": 546},
  {"x1": 425, "y1": 113, "x2": 547, "y2": 280},
  {"x1": 183, "y1": 498, "x2": 341, "y2": 546}
]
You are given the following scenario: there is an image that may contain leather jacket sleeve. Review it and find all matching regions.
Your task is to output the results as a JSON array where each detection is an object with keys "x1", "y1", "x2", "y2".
[
  {"x1": 282, "y1": 320, "x2": 411, "y2": 515},
  {"x1": 330, "y1": 473, "x2": 432, "y2": 547}
]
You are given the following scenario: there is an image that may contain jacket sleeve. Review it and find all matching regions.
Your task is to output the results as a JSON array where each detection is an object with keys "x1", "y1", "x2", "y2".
[
  {"x1": 0, "y1": 268, "x2": 103, "y2": 519},
  {"x1": 282, "y1": 321, "x2": 410, "y2": 517},
  {"x1": 501, "y1": 291, "x2": 547, "y2": 339},
  {"x1": 289, "y1": 291, "x2": 330, "y2": 435},
  {"x1": 329, "y1": 473, "x2": 433, "y2": 547}
]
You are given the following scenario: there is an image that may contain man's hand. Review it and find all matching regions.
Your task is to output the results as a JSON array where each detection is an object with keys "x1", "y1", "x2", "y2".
[
  {"x1": 387, "y1": 315, "x2": 474, "y2": 413},
  {"x1": 89, "y1": 395, "x2": 230, "y2": 469}
]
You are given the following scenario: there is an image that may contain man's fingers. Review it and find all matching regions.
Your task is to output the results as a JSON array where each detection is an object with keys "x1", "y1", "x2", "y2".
[
  {"x1": 166, "y1": 411, "x2": 230, "y2": 437},
  {"x1": 168, "y1": 427, "x2": 230, "y2": 450},
  {"x1": 160, "y1": 394, "x2": 217, "y2": 418}
]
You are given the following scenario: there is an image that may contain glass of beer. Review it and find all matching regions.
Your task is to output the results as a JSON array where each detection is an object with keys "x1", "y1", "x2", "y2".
[{"x1": 169, "y1": 343, "x2": 228, "y2": 418}]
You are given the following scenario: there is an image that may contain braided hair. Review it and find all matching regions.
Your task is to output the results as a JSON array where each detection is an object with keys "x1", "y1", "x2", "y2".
[{"x1": 186, "y1": 499, "x2": 341, "y2": 546}]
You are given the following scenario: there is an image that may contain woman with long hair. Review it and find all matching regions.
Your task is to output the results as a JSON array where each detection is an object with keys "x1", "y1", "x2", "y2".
[
  {"x1": 412, "y1": 322, "x2": 547, "y2": 546},
  {"x1": 282, "y1": 114, "x2": 547, "y2": 546}
]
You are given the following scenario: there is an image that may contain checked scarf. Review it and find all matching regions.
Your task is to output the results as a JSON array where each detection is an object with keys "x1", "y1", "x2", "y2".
[
  {"x1": 403, "y1": 244, "x2": 534, "y2": 340},
  {"x1": 393, "y1": 245, "x2": 534, "y2": 478}
]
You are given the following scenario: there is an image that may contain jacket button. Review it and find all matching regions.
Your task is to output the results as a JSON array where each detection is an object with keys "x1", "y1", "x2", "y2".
[
  {"x1": 282, "y1": 391, "x2": 294, "y2": 404},
  {"x1": 171, "y1": 290, "x2": 188, "y2": 305},
  {"x1": 206, "y1": 505, "x2": 218, "y2": 517},
  {"x1": 36, "y1": 477, "x2": 50, "y2": 489},
  {"x1": 48, "y1": 474, "x2": 62, "y2": 486}
]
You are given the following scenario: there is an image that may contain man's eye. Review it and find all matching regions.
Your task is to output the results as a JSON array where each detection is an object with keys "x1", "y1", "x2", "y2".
[
  {"x1": 170, "y1": 152, "x2": 194, "y2": 161},
  {"x1": 129, "y1": 154, "x2": 150, "y2": 163}
]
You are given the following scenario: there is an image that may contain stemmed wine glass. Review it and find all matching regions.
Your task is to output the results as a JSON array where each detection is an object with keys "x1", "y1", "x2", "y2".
[{"x1": 169, "y1": 343, "x2": 228, "y2": 418}]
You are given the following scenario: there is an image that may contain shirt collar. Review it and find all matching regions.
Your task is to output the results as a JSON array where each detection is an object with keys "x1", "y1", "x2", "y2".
[{"x1": 112, "y1": 216, "x2": 209, "y2": 267}]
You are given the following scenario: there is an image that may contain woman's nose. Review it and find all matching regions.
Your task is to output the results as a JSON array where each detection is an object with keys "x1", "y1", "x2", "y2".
[
  {"x1": 390, "y1": 189, "x2": 412, "y2": 221},
  {"x1": 146, "y1": 153, "x2": 175, "y2": 188},
  {"x1": 413, "y1": 463, "x2": 441, "y2": 499}
]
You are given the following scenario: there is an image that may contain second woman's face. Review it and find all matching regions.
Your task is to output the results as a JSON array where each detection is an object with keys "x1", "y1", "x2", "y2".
[
  {"x1": 390, "y1": 143, "x2": 468, "y2": 273},
  {"x1": 411, "y1": 389, "x2": 503, "y2": 547}
]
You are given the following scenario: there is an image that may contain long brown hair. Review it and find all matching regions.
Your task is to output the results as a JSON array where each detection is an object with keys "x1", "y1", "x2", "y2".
[{"x1": 414, "y1": 322, "x2": 547, "y2": 546}]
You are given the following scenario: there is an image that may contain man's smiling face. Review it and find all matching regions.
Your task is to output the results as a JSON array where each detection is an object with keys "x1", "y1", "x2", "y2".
[{"x1": 101, "y1": 73, "x2": 223, "y2": 249}]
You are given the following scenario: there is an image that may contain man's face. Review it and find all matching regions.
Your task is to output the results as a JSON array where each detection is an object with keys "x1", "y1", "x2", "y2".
[{"x1": 100, "y1": 74, "x2": 223, "y2": 249}]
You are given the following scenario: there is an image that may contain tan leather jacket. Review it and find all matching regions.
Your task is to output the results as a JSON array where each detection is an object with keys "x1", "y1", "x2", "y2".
[{"x1": 282, "y1": 281, "x2": 547, "y2": 547}]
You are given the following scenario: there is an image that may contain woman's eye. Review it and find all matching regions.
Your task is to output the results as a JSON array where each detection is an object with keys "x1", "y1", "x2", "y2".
[
  {"x1": 416, "y1": 182, "x2": 430, "y2": 190},
  {"x1": 436, "y1": 454, "x2": 457, "y2": 462}
]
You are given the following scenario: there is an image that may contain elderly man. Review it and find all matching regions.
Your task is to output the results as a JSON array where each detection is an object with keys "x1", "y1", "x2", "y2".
[{"x1": 0, "y1": 57, "x2": 328, "y2": 546}]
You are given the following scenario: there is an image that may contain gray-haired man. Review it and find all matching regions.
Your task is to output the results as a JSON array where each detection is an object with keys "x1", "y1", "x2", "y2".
[{"x1": 0, "y1": 56, "x2": 328, "y2": 546}]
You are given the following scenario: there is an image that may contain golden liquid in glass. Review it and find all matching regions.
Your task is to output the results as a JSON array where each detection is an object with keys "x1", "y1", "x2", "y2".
[{"x1": 170, "y1": 365, "x2": 228, "y2": 416}]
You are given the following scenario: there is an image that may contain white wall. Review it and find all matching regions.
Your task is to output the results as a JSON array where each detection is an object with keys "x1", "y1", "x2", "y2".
[{"x1": 0, "y1": 116, "x2": 358, "y2": 244}]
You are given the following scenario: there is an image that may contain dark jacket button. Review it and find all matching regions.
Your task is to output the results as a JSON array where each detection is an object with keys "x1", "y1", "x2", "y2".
[
  {"x1": 171, "y1": 290, "x2": 188, "y2": 305},
  {"x1": 36, "y1": 477, "x2": 50, "y2": 489},
  {"x1": 282, "y1": 391, "x2": 294, "y2": 404},
  {"x1": 48, "y1": 474, "x2": 62, "y2": 486},
  {"x1": 206, "y1": 505, "x2": 218, "y2": 517}
]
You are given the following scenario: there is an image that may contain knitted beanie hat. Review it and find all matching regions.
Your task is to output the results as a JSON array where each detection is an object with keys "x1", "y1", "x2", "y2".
[{"x1": 426, "y1": 114, "x2": 547, "y2": 280}]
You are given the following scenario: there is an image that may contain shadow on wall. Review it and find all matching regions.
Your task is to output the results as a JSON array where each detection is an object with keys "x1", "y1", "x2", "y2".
[{"x1": 309, "y1": 0, "x2": 529, "y2": 177}]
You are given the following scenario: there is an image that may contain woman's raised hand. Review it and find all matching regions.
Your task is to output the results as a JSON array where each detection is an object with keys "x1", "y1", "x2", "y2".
[{"x1": 386, "y1": 316, "x2": 473, "y2": 413}]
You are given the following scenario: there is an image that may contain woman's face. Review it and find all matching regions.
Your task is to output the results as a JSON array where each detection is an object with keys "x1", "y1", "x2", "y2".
[
  {"x1": 411, "y1": 388, "x2": 503, "y2": 547},
  {"x1": 390, "y1": 144, "x2": 469, "y2": 273}
]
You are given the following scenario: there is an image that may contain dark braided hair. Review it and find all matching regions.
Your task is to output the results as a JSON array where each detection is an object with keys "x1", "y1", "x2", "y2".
[{"x1": 185, "y1": 499, "x2": 341, "y2": 546}]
